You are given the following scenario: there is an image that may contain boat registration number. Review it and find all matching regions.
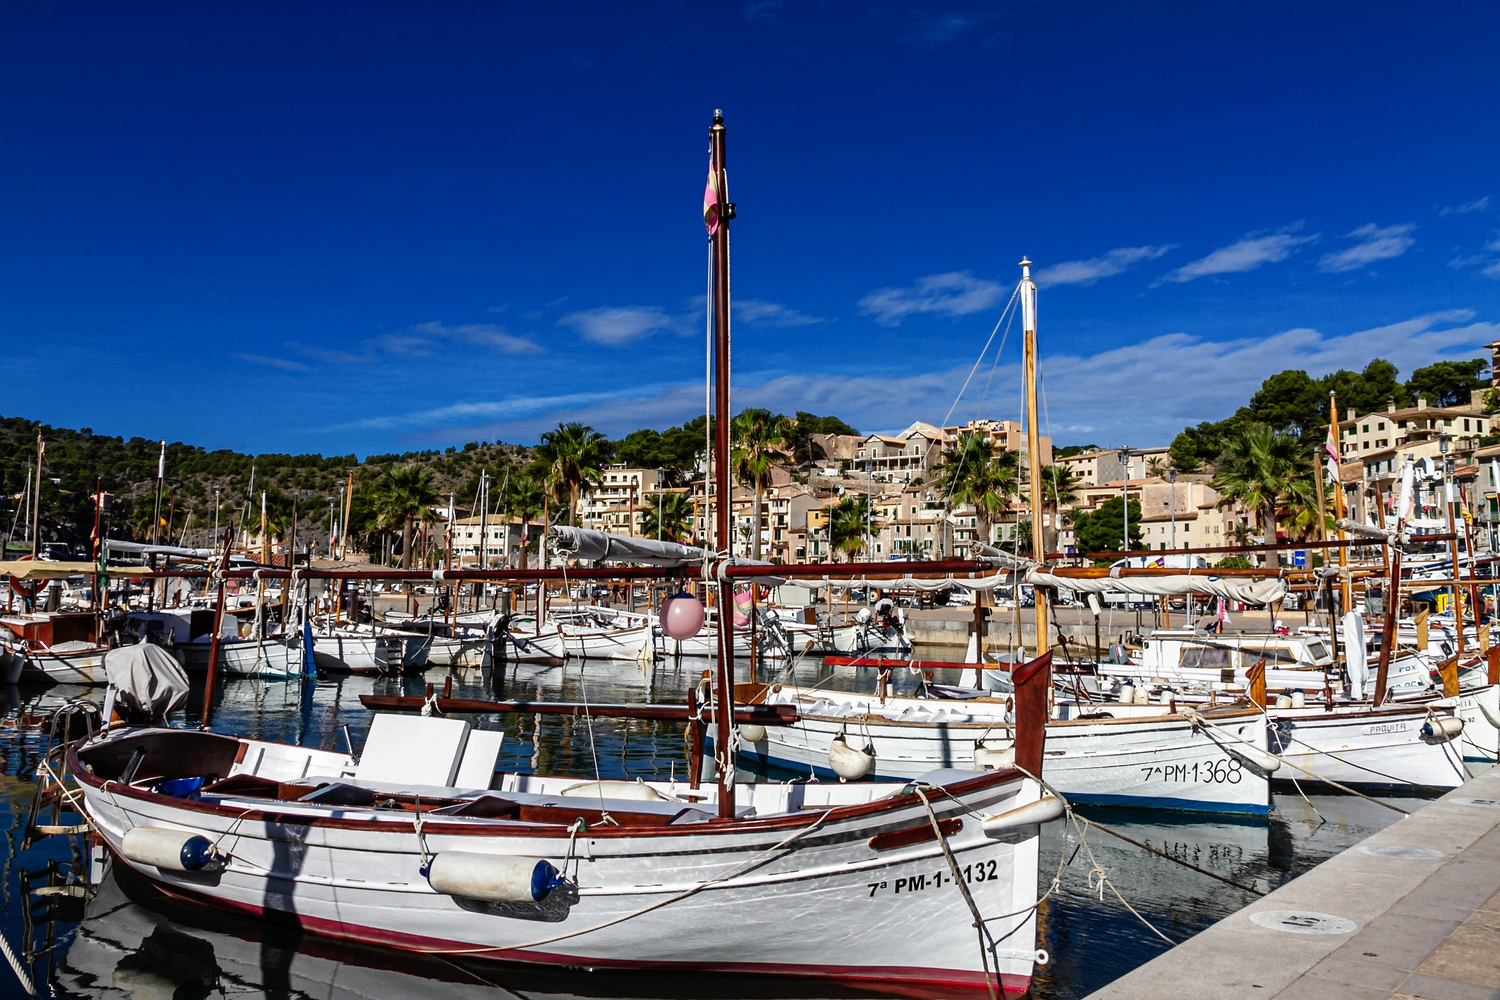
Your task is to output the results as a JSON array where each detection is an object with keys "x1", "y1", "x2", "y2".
[
  {"x1": 867, "y1": 860, "x2": 998, "y2": 897},
  {"x1": 1140, "y1": 758, "x2": 1243, "y2": 784}
]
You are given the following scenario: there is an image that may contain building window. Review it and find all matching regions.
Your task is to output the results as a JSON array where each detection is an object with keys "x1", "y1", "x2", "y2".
[{"x1": 1362, "y1": 424, "x2": 1369, "y2": 433}]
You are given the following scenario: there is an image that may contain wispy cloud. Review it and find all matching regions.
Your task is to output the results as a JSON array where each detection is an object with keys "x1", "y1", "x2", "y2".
[
  {"x1": 1318, "y1": 223, "x2": 1416, "y2": 273},
  {"x1": 743, "y1": 0, "x2": 782, "y2": 22},
  {"x1": 734, "y1": 299, "x2": 823, "y2": 327},
  {"x1": 290, "y1": 320, "x2": 542, "y2": 365},
  {"x1": 1157, "y1": 226, "x2": 1317, "y2": 284},
  {"x1": 232, "y1": 353, "x2": 310, "y2": 372},
  {"x1": 907, "y1": 10, "x2": 999, "y2": 45},
  {"x1": 342, "y1": 308, "x2": 1500, "y2": 447},
  {"x1": 1036, "y1": 245, "x2": 1176, "y2": 287},
  {"x1": 1485, "y1": 261, "x2": 1500, "y2": 280},
  {"x1": 1439, "y1": 196, "x2": 1489, "y2": 217},
  {"x1": 858, "y1": 271, "x2": 1006, "y2": 326},
  {"x1": 558, "y1": 305, "x2": 692, "y2": 345}
]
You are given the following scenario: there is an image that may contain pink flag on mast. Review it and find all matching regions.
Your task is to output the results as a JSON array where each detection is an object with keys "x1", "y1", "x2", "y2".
[{"x1": 703, "y1": 154, "x2": 720, "y2": 236}]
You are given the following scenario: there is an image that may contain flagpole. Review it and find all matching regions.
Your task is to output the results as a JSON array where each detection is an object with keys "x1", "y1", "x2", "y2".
[
  {"x1": 151, "y1": 440, "x2": 165, "y2": 549},
  {"x1": 1328, "y1": 393, "x2": 1351, "y2": 617},
  {"x1": 708, "y1": 108, "x2": 739, "y2": 821},
  {"x1": 32, "y1": 433, "x2": 45, "y2": 558}
]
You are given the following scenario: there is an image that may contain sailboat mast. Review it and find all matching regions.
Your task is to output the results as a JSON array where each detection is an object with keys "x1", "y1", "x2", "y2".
[
  {"x1": 709, "y1": 109, "x2": 738, "y2": 820},
  {"x1": 1020, "y1": 259, "x2": 1049, "y2": 657}
]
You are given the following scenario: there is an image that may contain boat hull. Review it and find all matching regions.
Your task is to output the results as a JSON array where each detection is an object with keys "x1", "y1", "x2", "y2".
[
  {"x1": 72, "y1": 733, "x2": 1044, "y2": 995},
  {"x1": 743, "y1": 701, "x2": 1272, "y2": 815},
  {"x1": 1266, "y1": 704, "x2": 1468, "y2": 790}
]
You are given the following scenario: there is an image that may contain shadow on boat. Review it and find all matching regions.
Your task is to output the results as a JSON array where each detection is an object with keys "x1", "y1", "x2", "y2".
[{"x1": 59, "y1": 862, "x2": 967, "y2": 1000}]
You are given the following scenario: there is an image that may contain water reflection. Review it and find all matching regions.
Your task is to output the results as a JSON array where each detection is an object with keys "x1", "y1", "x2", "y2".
[{"x1": 0, "y1": 656, "x2": 1414, "y2": 999}]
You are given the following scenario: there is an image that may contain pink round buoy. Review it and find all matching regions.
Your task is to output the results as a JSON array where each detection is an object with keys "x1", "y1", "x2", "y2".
[{"x1": 661, "y1": 592, "x2": 706, "y2": 640}]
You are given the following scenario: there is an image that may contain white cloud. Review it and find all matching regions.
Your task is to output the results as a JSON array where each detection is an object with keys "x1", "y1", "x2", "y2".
[
  {"x1": 1158, "y1": 227, "x2": 1317, "y2": 284},
  {"x1": 1485, "y1": 261, "x2": 1500, "y2": 280},
  {"x1": 408, "y1": 321, "x2": 544, "y2": 355},
  {"x1": 520, "y1": 310, "x2": 1499, "y2": 444},
  {"x1": 232, "y1": 353, "x2": 309, "y2": 372},
  {"x1": 857, "y1": 271, "x2": 1006, "y2": 326},
  {"x1": 291, "y1": 321, "x2": 542, "y2": 363},
  {"x1": 558, "y1": 306, "x2": 691, "y2": 344},
  {"x1": 1035, "y1": 245, "x2": 1176, "y2": 287},
  {"x1": 734, "y1": 299, "x2": 823, "y2": 327},
  {"x1": 1318, "y1": 223, "x2": 1416, "y2": 273},
  {"x1": 1440, "y1": 197, "x2": 1489, "y2": 216}
]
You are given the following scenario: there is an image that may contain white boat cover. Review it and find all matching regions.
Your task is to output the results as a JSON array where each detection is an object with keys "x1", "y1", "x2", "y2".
[
  {"x1": 1024, "y1": 571, "x2": 1287, "y2": 605},
  {"x1": 104, "y1": 644, "x2": 190, "y2": 721},
  {"x1": 1344, "y1": 611, "x2": 1369, "y2": 699}
]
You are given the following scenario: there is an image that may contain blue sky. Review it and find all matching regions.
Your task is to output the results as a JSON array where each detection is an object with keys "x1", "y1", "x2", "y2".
[{"x1": 2, "y1": 2, "x2": 1498, "y2": 455}]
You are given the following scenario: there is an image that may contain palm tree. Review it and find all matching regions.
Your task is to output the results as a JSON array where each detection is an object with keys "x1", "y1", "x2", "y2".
[
  {"x1": 1211, "y1": 424, "x2": 1313, "y2": 548},
  {"x1": 1038, "y1": 465, "x2": 1081, "y2": 555},
  {"x1": 535, "y1": 422, "x2": 611, "y2": 526},
  {"x1": 731, "y1": 408, "x2": 793, "y2": 561},
  {"x1": 828, "y1": 496, "x2": 871, "y2": 561},
  {"x1": 931, "y1": 433, "x2": 1020, "y2": 552},
  {"x1": 374, "y1": 464, "x2": 438, "y2": 570},
  {"x1": 1146, "y1": 455, "x2": 1169, "y2": 476},
  {"x1": 640, "y1": 491, "x2": 694, "y2": 543},
  {"x1": 504, "y1": 475, "x2": 544, "y2": 569}
]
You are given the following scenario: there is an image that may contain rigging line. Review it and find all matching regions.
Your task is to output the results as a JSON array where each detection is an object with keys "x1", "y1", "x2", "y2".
[
  {"x1": 973, "y1": 289, "x2": 1019, "y2": 424},
  {"x1": 938, "y1": 285, "x2": 1022, "y2": 503},
  {"x1": 1071, "y1": 814, "x2": 1266, "y2": 896}
]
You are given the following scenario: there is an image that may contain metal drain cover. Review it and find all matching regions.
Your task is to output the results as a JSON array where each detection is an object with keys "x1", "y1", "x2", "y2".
[
  {"x1": 1250, "y1": 910, "x2": 1357, "y2": 935},
  {"x1": 1455, "y1": 798, "x2": 1500, "y2": 807},
  {"x1": 1360, "y1": 844, "x2": 1444, "y2": 860}
]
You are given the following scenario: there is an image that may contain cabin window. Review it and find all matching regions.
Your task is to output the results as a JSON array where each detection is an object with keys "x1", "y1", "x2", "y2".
[
  {"x1": 1180, "y1": 647, "x2": 1233, "y2": 668},
  {"x1": 1306, "y1": 642, "x2": 1329, "y2": 660},
  {"x1": 1247, "y1": 646, "x2": 1298, "y2": 664}
]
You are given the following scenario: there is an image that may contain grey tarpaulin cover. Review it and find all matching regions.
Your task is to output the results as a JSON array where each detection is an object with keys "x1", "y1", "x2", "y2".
[
  {"x1": 104, "y1": 643, "x2": 190, "y2": 721},
  {"x1": 549, "y1": 527, "x2": 710, "y2": 567}
]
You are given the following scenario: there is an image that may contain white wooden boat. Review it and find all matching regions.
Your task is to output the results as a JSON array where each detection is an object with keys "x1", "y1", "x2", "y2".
[
  {"x1": 308, "y1": 631, "x2": 407, "y2": 675},
  {"x1": 72, "y1": 720, "x2": 1051, "y2": 994},
  {"x1": 742, "y1": 686, "x2": 1273, "y2": 815},
  {"x1": 1264, "y1": 702, "x2": 1468, "y2": 790}
]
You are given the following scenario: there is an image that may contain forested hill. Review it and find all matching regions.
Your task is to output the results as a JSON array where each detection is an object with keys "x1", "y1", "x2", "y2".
[
  {"x1": 0, "y1": 408, "x2": 858, "y2": 553},
  {"x1": 1166, "y1": 356, "x2": 1494, "y2": 472}
]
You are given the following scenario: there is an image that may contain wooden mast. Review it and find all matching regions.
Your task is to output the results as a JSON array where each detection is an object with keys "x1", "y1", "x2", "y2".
[
  {"x1": 709, "y1": 109, "x2": 738, "y2": 820},
  {"x1": 1020, "y1": 259, "x2": 1050, "y2": 666}
]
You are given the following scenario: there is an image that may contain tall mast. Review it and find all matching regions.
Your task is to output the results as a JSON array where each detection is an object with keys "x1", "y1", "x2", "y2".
[
  {"x1": 1020, "y1": 259, "x2": 1049, "y2": 660},
  {"x1": 31, "y1": 433, "x2": 44, "y2": 558},
  {"x1": 709, "y1": 109, "x2": 738, "y2": 820}
]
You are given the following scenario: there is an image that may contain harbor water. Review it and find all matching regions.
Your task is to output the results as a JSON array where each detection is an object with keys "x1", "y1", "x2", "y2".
[{"x1": 0, "y1": 652, "x2": 1412, "y2": 999}]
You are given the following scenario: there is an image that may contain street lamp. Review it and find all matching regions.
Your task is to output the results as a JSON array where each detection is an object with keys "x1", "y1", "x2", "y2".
[
  {"x1": 1169, "y1": 468, "x2": 1177, "y2": 551},
  {"x1": 1117, "y1": 449, "x2": 1131, "y2": 555},
  {"x1": 866, "y1": 462, "x2": 873, "y2": 562}
]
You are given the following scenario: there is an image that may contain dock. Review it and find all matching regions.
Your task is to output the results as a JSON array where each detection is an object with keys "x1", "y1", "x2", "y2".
[{"x1": 1086, "y1": 769, "x2": 1500, "y2": 999}]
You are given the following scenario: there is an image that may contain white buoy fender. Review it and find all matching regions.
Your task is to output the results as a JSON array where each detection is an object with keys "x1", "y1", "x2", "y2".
[
  {"x1": 828, "y1": 736, "x2": 874, "y2": 780},
  {"x1": 973, "y1": 740, "x2": 1015, "y2": 771},
  {"x1": 1226, "y1": 742, "x2": 1281, "y2": 773},
  {"x1": 426, "y1": 853, "x2": 563, "y2": 903},
  {"x1": 1477, "y1": 698, "x2": 1500, "y2": 732},
  {"x1": 981, "y1": 795, "x2": 1064, "y2": 836},
  {"x1": 738, "y1": 724, "x2": 767, "y2": 744},
  {"x1": 1422, "y1": 716, "x2": 1465, "y2": 740},
  {"x1": 1118, "y1": 684, "x2": 1135, "y2": 704},
  {"x1": 560, "y1": 779, "x2": 664, "y2": 801},
  {"x1": 121, "y1": 826, "x2": 217, "y2": 872}
]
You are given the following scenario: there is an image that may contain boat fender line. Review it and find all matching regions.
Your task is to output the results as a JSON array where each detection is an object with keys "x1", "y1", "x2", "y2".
[
  {"x1": 980, "y1": 795, "x2": 1064, "y2": 836},
  {"x1": 425, "y1": 853, "x2": 565, "y2": 903},
  {"x1": 913, "y1": 786, "x2": 1000, "y2": 1000},
  {"x1": 1477, "y1": 697, "x2": 1500, "y2": 732},
  {"x1": 1178, "y1": 707, "x2": 1281, "y2": 773},
  {"x1": 1422, "y1": 716, "x2": 1465, "y2": 740},
  {"x1": 121, "y1": 826, "x2": 219, "y2": 873}
]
